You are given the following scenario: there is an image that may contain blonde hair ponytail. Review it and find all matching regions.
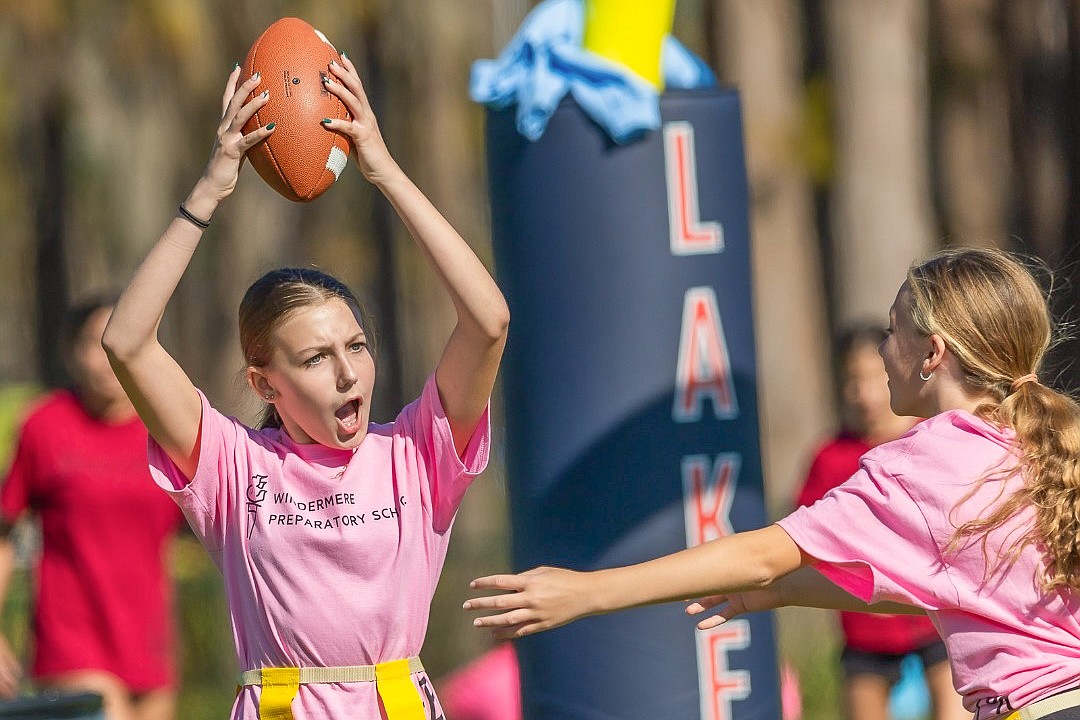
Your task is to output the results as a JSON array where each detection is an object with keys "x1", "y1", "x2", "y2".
[
  {"x1": 988, "y1": 375, "x2": 1080, "y2": 590},
  {"x1": 908, "y1": 248, "x2": 1080, "y2": 590}
]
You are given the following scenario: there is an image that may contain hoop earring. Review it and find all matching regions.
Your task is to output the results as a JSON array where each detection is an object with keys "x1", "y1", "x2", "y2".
[{"x1": 919, "y1": 370, "x2": 933, "y2": 381}]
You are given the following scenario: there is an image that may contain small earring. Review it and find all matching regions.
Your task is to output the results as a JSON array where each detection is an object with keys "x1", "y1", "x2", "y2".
[
  {"x1": 264, "y1": 393, "x2": 275, "y2": 400},
  {"x1": 919, "y1": 370, "x2": 933, "y2": 381}
]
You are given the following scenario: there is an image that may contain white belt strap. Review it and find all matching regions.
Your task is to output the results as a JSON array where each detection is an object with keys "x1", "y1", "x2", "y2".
[
  {"x1": 238, "y1": 657, "x2": 425, "y2": 687},
  {"x1": 1019, "y1": 688, "x2": 1080, "y2": 720}
]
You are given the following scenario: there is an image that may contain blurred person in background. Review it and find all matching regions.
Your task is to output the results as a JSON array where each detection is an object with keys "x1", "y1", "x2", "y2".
[
  {"x1": 0, "y1": 297, "x2": 185, "y2": 720},
  {"x1": 795, "y1": 325, "x2": 966, "y2": 720}
]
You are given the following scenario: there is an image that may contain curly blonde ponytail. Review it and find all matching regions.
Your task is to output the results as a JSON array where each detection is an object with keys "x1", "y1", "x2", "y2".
[
  {"x1": 991, "y1": 375, "x2": 1080, "y2": 589},
  {"x1": 907, "y1": 248, "x2": 1080, "y2": 590}
]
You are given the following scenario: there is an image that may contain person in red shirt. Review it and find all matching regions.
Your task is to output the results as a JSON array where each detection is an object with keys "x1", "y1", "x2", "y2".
[
  {"x1": 0, "y1": 297, "x2": 185, "y2": 720},
  {"x1": 795, "y1": 324, "x2": 965, "y2": 720}
]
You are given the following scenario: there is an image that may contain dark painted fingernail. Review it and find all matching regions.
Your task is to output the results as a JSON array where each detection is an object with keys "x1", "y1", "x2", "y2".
[
  {"x1": 266, "y1": 123, "x2": 276, "y2": 130},
  {"x1": 341, "y1": 50, "x2": 349, "y2": 60},
  {"x1": 233, "y1": 61, "x2": 240, "y2": 70},
  {"x1": 321, "y1": 118, "x2": 331, "y2": 124},
  {"x1": 261, "y1": 90, "x2": 269, "y2": 98}
]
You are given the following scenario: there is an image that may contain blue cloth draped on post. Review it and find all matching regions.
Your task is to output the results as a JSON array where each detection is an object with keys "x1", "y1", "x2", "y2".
[{"x1": 469, "y1": 0, "x2": 717, "y2": 144}]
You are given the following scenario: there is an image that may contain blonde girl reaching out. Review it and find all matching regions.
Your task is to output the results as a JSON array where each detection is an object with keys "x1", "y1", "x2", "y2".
[
  {"x1": 795, "y1": 325, "x2": 966, "y2": 720},
  {"x1": 103, "y1": 59, "x2": 508, "y2": 720},
  {"x1": 467, "y1": 248, "x2": 1080, "y2": 720}
]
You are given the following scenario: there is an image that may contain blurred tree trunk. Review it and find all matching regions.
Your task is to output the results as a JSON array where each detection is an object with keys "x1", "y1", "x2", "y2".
[
  {"x1": 1051, "y1": 1, "x2": 1080, "y2": 392},
  {"x1": 824, "y1": 0, "x2": 937, "y2": 323},
  {"x1": 6, "y1": 7, "x2": 74, "y2": 389},
  {"x1": 1000, "y1": 0, "x2": 1071, "y2": 261},
  {"x1": 376, "y1": 1, "x2": 492, "y2": 398},
  {"x1": 930, "y1": 0, "x2": 1011, "y2": 246},
  {"x1": 374, "y1": 0, "x2": 509, "y2": 677},
  {"x1": 1000, "y1": 0, "x2": 1075, "y2": 387},
  {"x1": 710, "y1": 0, "x2": 833, "y2": 511},
  {"x1": 349, "y1": 15, "x2": 406, "y2": 418},
  {"x1": 33, "y1": 97, "x2": 70, "y2": 389}
]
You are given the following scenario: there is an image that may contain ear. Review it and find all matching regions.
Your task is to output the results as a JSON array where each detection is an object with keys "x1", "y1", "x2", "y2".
[
  {"x1": 247, "y1": 367, "x2": 277, "y2": 401},
  {"x1": 922, "y1": 334, "x2": 948, "y2": 376}
]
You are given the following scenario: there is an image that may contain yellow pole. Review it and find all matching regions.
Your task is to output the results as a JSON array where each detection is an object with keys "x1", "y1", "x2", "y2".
[{"x1": 582, "y1": 0, "x2": 677, "y2": 90}]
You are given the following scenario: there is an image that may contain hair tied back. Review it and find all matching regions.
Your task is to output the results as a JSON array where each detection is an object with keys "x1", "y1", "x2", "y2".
[{"x1": 1010, "y1": 374, "x2": 1040, "y2": 393}]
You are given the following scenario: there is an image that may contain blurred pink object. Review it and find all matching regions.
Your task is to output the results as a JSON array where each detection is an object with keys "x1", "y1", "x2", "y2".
[
  {"x1": 781, "y1": 661, "x2": 803, "y2": 720},
  {"x1": 439, "y1": 643, "x2": 522, "y2": 720}
]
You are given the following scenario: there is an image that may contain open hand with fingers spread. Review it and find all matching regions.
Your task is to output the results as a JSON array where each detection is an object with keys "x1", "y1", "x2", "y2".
[
  {"x1": 464, "y1": 567, "x2": 603, "y2": 640},
  {"x1": 465, "y1": 566, "x2": 786, "y2": 639}
]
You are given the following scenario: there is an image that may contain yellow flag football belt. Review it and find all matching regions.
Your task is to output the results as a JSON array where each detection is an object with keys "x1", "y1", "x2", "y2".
[{"x1": 239, "y1": 657, "x2": 427, "y2": 720}]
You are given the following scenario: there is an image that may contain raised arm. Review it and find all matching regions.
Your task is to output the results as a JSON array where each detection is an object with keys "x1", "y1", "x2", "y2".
[
  {"x1": 465, "y1": 524, "x2": 808, "y2": 639},
  {"x1": 102, "y1": 68, "x2": 274, "y2": 479},
  {"x1": 322, "y1": 57, "x2": 509, "y2": 455}
]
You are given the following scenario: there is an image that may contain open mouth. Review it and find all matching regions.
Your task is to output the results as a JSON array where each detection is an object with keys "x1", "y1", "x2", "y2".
[{"x1": 334, "y1": 398, "x2": 361, "y2": 434}]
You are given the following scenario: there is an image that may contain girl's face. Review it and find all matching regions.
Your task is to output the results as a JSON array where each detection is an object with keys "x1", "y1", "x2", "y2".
[
  {"x1": 878, "y1": 284, "x2": 930, "y2": 417},
  {"x1": 841, "y1": 343, "x2": 894, "y2": 435},
  {"x1": 254, "y1": 298, "x2": 376, "y2": 449}
]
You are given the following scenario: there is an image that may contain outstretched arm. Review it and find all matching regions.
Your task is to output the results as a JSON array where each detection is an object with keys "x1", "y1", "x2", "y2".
[
  {"x1": 465, "y1": 524, "x2": 807, "y2": 639},
  {"x1": 102, "y1": 68, "x2": 274, "y2": 479},
  {"x1": 686, "y1": 566, "x2": 923, "y2": 631},
  {"x1": 322, "y1": 57, "x2": 509, "y2": 456}
]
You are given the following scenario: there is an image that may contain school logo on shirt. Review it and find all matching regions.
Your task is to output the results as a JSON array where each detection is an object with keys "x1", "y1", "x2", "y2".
[
  {"x1": 246, "y1": 474, "x2": 269, "y2": 538},
  {"x1": 242, "y1": 470, "x2": 409, "y2": 535},
  {"x1": 264, "y1": 490, "x2": 408, "y2": 530}
]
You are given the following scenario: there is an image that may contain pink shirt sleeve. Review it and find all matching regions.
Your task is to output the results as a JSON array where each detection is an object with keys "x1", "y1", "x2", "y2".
[
  {"x1": 395, "y1": 375, "x2": 491, "y2": 533},
  {"x1": 777, "y1": 450, "x2": 956, "y2": 611},
  {"x1": 147, "y1": 390, "x2": 247, "y2": 554}
]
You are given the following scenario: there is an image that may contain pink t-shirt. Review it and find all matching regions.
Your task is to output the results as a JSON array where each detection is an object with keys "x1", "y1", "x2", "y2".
[
  {"x1": 149, "y1": 375, "x2": 490, "y2": 720},
  {"x1": 778, "y1": 410, "x2": 1080, "y2": 713},
  {"x1": 796, "y1": 431, "x2": 941, "y2": 655}
]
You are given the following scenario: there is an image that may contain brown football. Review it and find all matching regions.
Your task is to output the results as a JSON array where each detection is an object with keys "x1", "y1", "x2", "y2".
[{"x1": 241, "y1": 18, "x2": 351, "y2": 202}]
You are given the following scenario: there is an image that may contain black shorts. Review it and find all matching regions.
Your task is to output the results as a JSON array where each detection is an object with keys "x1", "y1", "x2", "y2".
[{"x1": 840, "y1": 640, "x2": 949, "y2": 686}]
